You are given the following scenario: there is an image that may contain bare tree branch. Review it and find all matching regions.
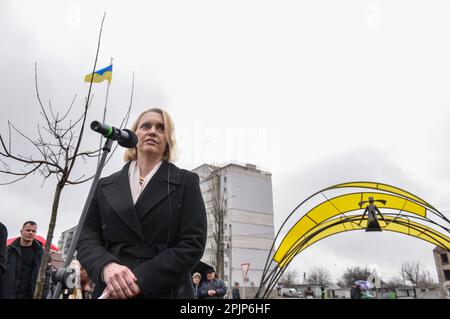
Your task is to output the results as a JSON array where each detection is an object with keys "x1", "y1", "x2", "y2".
[
  {"x1": 0, "y1": 162, "x2": 44, "y2": 176},
  {"x1": 306, "y1": 267, "x2": 331, "y2": 285},
  {"x1": 60, "y1": 94, "x2": 77, "y2": 122},
  {"x1": 0, "y1": 174, "x2": 28, "y2": 185},
  {"x1": 341, "y1": 266, "x2": 372, "y2": 286},
  {"x1": 104, "y1": 72, "x2": 134, "y2": 166},
  {"x1": 8, "y1": 121, "x2": 47, "y2": 159},
  {"x1": 69, "y1": 149, "x2": 101, "y2": 161},
  {"x1": 48, "y1": 99, "x2": 57, "y2": 124},
  {"x1": 34, "y1": 62, "x2": 53, "y2": 131},
  {"x1": 59, "y1": 95, "x2": 94, "y2": 139},
  {"x1": 400, "y1": 260, "x2": 433, "y2": 286},
  {"x1": 204, "y1": 170, "x2": 227, "y2": 280},
  {"x1": 66, "y1": 174, "x2": 95, "y2": 185},
  {"x1": 0, "y1": 133, "x2": 60, "y2": 169},
  {"x1": 7, "y1": 121, "x2": 12, "y2": 153},
  {"x1": 1, "y1": 121, "x2": 62, "y2": 172},
  {"x1": 65, "y1": 12, "x2": 107, "y2": 184},
  {"x1": 280, "y1": 269, "x2": 299, "y2": 287},
  {"x1": 119, "y1": 71, "x2": 134, "y2": 129}
]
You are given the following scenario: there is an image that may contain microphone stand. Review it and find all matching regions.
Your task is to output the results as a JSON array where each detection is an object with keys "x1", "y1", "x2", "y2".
[{"x1": 52, "y1": 138, "x2": 113, "y2": 299}]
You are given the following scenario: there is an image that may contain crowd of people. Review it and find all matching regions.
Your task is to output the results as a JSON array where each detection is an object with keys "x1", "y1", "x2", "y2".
[
  {"x1": 191, "y1": 269, "x2": 227, "y2": 299},
  {"x1": 191, "y1": 269, "x2": 241, "y2": 299},
  {"x1": 0, "y1": 219, "x2": 237, "y2": 299}
]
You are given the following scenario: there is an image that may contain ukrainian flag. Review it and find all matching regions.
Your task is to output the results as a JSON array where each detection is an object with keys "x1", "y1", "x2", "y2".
[{"x1": 84, "y1": 65, "x2": 112, "y2": 83}]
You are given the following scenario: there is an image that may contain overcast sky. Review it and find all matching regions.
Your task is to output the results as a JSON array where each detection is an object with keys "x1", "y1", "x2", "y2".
[{"x1": 1, "y1": 0, "x2": 449, "y2": 284}]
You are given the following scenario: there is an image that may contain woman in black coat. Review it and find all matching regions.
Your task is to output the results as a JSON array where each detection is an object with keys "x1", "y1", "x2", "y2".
[{"x1": 77, "y1": 108, "x2": 207, "y2": 299}]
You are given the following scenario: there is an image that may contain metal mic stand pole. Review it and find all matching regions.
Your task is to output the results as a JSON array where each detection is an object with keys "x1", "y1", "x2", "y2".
[{"x1": 52, "y1": 138, "x2": 113, "y2": 299}]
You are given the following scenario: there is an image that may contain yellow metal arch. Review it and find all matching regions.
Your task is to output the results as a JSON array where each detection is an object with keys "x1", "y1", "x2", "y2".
[
  {"x1": 257, "y1": 182, "x2": 450, "y2": 299},
  {"x1": 328, "y1": 182, "x2": 433, "y2": 210},
  {"x1": 277, "y1": 215, "x2": 450, "y2": 268},
  {"x1": 274, "y1": 192, "x2": 427, "y2": 263}
]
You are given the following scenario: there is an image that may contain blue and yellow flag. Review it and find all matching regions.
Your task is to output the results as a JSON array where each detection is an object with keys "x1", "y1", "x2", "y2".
[{"x1": 84, "y1": 65, "x2": 112, "y2": 83}]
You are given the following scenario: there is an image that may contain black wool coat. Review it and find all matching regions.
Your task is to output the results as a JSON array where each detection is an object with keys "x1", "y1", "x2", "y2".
[{"x1": 77, "y1": 161, "x2": 207, "y2": 299}]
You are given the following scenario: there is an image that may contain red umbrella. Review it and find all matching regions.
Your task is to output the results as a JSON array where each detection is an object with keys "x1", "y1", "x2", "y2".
[{"x1": 7, "y1": 235, "x2": 59, "y2": 251}]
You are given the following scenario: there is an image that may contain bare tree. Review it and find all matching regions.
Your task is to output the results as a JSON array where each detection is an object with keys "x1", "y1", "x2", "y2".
[
  {"x1": 340, "y1": 266, "x2": 372, "y2": 286},
  {"x1": 401, "y1": 260, "x2": 420, "y2": 286},
  {"x1": 401, "y1": 261, "x2": 434, "y2": 287},
  {"x1": 205, "y1": 169, "x2": 226, "y2": 279},
  {"x1": 0, "y1": 13, "x2": 133, "y2": 298},
  {"x1": 306, "y1": 267, "x2": 331, "y2": 285},
  {"x1": 280, "y1": 269, "x2": 299, "y2": 287}
]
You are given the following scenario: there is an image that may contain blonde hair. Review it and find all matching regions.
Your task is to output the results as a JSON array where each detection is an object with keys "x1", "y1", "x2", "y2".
[{"x1": 123, "y1": 108, "x2": 177, "y2": 162}]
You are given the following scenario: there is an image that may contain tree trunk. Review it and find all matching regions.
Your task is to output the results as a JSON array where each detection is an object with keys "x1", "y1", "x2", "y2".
[
  {"x1": 217, "y1": 209, "x2": 224, "y2": 279},
  {"x1": 34, "y1": 182, "x2": 63, "y2": 299},
  {"x1": 210, "y1": 172, "x2": 225, "y2": 280}
]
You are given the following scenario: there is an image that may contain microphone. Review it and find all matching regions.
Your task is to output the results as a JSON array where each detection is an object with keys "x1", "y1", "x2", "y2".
[{"x1": 90, "y1": 121, "x2": 138, "y2": 148}]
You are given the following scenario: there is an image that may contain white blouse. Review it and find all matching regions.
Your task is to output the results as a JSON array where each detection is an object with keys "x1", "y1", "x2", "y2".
[{"x1": 128, "y1": 160, "x2": 163, "y2": 204}]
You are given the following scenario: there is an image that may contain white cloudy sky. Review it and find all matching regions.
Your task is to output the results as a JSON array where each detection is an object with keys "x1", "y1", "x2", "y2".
[{"x1": 1, "y1": 0, "x2": 449, "y2": 283}]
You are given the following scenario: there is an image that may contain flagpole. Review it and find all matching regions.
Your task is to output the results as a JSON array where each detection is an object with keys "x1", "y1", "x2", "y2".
[{"x1": 98, "y1": 57, "x2": 113, "y2": 165}]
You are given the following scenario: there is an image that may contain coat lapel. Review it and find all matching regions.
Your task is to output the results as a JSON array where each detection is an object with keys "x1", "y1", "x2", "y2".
[
  {"x1": 135, "y1": 161, "x2": 180, "y2": 220},
  {"x1": 102, "y1": 162, "x2": 144, "y2": 242}
]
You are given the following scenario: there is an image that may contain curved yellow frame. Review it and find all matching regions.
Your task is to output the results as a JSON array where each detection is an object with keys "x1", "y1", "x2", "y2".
[
  {"x1": 277, "y1": 215, "x2": 450, "y2": 268},
  {"x1": 329, "y1": 182, "x2": 433, "y2": 210},
  {"x1": 258, "y1": 182, "x2": 449, "y2": 299},
  {"x1": 274, "y1": 192, "x2": 427, "y2": 263}
]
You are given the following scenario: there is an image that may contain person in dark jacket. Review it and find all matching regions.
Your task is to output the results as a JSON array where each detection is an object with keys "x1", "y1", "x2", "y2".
[
  {"x1": 0, "y1": 222, "x2": 7, "y2": 289},
  {"x1": 303, "y1": 285, "x2": 315, "y2": 299},
  {"x1": 77, "y1": 108, "x2": 207, "y2": 299},
  {"x1": 191, "y1": 272, "x2": 202, "y2": 299},
  {"x1": 350, "y1": 284, "x2": 362, "y2": 299},
  {"x1": 200, "y1": 268, "x2": 227, "y2": 299},
  {"x1": 0, "y1": 221, "x2": 50, "y2": 299},
  {"x1": 231, "y1": 281, "x2": 241, "y2": 299}
]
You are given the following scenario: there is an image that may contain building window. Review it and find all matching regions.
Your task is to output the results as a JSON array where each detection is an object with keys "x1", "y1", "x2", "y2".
[
  {"x1": 441, "y1": 254, "x2": 449, "y2": 264},
  {"x1": 443, "y1": 270, "x2": 450, "y2": 281},
  {"x1": 224, "y1": 187, "x2": 227, "y2": 193},
  {"x1": 224, "y1": 176, "x2": 227, "y2": 183}
]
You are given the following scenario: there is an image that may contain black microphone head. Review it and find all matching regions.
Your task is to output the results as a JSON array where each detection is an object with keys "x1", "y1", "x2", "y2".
[
  {"x1": 91, "y1": 121, "x2": 113, "y2": 137},
  {"x1": 118, "y1": 129, "x2": 138, "y2": 148},
  {"x1": 90, "y1": 121, "x2": 100, "y2": 131}
]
